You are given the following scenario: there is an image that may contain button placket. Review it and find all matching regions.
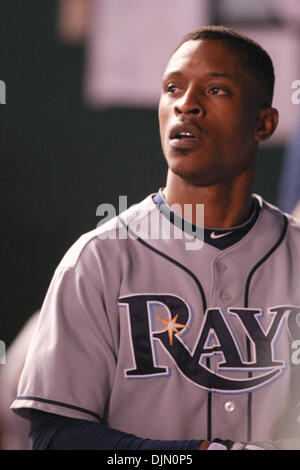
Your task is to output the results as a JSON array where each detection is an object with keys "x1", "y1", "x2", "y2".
[{"x1": 209, "y1": 257, "x2": 232, "y2": 378}]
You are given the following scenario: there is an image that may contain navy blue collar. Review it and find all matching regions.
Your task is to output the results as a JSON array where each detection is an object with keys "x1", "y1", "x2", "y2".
[{"x1": 153, "y1": 191, "x2": 260, "y2": 250}]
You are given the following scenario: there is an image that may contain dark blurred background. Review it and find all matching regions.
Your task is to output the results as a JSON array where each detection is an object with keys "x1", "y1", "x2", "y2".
[
  {"x1": 0, "y1": 1, "x2": 166, "y2": 346},
  {"x1": 1, "y1": 0, "x2": 299, "y2": 347}
]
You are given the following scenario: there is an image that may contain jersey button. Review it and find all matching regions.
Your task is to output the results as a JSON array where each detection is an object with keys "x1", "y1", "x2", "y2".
[
  {"x1": 216, "y1": 261, "x2": 227, "y2": 273},
  {"x1": 224, "y1": 401, "x2": 235, "y2": 413},
  {"x1": 220, "y1": 291, "x2": 232, "y2": 302}
]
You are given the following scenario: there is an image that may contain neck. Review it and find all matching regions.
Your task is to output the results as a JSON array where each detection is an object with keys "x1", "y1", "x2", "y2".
[{"x1": 163, "y1": 169, "x2": 256, "y2": 228}]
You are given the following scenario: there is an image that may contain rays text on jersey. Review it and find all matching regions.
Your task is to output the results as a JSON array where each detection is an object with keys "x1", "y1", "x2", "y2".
[{"x1": 119, "y1": 294, "x2": 300, "y2": 393}]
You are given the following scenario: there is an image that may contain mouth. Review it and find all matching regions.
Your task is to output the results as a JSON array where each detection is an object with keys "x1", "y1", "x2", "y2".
[{"x1": 169, "y1": 122, "x2": 204, "y2": 150}]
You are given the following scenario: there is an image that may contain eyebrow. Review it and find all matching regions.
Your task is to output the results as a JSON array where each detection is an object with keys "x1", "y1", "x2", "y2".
[
  {"x1": 162, "y1": 71, "x2": 235, "y2": 81},
  {"x1": 207, "y1": 72, "x2": 234, "y2": 79}
]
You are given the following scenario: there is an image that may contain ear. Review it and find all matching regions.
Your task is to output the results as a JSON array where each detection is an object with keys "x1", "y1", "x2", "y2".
[{"x1": 254, "y1": 108, "x2": 279, "y2": 142}]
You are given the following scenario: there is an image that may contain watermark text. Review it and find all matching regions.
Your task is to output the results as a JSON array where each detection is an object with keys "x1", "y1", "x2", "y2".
[
  {"x1": 0, "y1": 340, "x2": 6, "y2": 364},
  {"x1": 291, "y1": 80, "x2": 300, "y2": 104},
  {"x1": 0, "y1": 80, "x2": 6, "y2": 104},
  {"x1": 96, "y1": 196, "x2": 204, "y2": 251}
]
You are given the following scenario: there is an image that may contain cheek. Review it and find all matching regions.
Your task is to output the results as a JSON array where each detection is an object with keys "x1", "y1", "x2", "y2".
[
  {"x1": 158, "y1": 107, "x2": 169, "y2": 146},
  {"x1": 214, "y1": 109, "x2": 251, "y2": 143}
]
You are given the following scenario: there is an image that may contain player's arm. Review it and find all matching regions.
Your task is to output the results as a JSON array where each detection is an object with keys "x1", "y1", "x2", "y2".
[
  {"x1": 31, "y1": 410, "x2": 300, "y2": 450},
  {"x1": 30, "y1": 410, "x2": 300, "y2": 450},
  {"x1": 29, "y1": 409, "x2": 203, "y2": 450}
]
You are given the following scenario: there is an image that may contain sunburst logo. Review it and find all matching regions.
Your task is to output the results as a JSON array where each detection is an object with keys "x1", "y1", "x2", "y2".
[{"x1": 156, "y1": 314, "x2": 190, "y2": 345}]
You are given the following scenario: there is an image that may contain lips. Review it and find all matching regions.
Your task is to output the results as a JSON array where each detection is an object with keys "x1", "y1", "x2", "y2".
[{"x1": 169, "y1": 122, "x2": 204, "y2": 149}]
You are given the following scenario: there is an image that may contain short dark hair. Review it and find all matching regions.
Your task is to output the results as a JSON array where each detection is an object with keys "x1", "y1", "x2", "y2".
[{"x1": 173, "y1": 25, "x2": 275, "y2": 108}]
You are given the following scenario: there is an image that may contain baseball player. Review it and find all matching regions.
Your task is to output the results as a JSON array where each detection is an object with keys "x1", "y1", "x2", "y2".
[{"x1": 11, "y1": 26, "x2": 300, "y2": 450}]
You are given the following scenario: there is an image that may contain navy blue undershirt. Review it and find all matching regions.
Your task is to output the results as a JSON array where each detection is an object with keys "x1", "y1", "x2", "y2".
[
  {"x1": 29, "y1": 410, "x2": 201, "y2": 450},
  {"x1": 153, "y1": 191, "x2": 260, "y2": 250}
]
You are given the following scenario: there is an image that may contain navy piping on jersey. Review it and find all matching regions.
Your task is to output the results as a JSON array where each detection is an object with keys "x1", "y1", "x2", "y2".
[
  {"x1": 243, "y1": 214, "x2": 288, "y2": 441},
  {"x1": 15, "y1": 396, "x2": 101, "y2": 421}
]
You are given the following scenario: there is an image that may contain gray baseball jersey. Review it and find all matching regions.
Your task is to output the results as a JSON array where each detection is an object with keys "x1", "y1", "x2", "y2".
[{"x1": 11, "y1": 192, "x2": 300, "y2": 445}]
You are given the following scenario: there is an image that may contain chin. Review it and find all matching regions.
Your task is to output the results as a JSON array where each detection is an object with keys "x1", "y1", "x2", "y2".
[
  {"x1": 169, "y1": 164, "x2": 221, "y2": 187},
  {"x1": 165, "y1": 152, "x2": 214, "y2": 184}
]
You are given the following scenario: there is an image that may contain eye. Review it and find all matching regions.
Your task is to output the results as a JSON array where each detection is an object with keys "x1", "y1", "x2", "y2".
[
  {"x1": 208, "y1": 87, "x2": 228, "y2": 96},
  {"x1": 165, "y1": 83, "x2": 179, "y2": 94}
]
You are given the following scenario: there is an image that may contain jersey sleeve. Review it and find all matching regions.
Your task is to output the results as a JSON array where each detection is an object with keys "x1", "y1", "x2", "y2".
[{"x1": 11, "y1": 236, "x2": 117, "y2": 423}]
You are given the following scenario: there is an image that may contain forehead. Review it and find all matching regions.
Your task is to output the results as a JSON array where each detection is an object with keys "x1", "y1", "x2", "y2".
[{"x1": 163, "y1": 39, "x2": 248, "y2": 81}]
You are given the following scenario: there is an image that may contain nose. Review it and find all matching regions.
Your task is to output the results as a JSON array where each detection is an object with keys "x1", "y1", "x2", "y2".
[{"x1": 174, "y1": 88, "x2": 205, "y2": 117}]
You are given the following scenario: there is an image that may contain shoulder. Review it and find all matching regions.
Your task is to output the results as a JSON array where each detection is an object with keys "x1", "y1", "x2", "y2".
[
  {"x1": 57, "y1": 194, "x2": 157, "y2": 270},
  {"x1": 255, "y1": 193, "x2": 300, "y2": 239}
]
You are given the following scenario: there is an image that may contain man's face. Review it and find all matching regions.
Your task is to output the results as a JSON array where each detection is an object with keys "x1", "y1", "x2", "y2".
[{"x1": 158, "y1": 39, "x2": 262, "y2": 186}]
